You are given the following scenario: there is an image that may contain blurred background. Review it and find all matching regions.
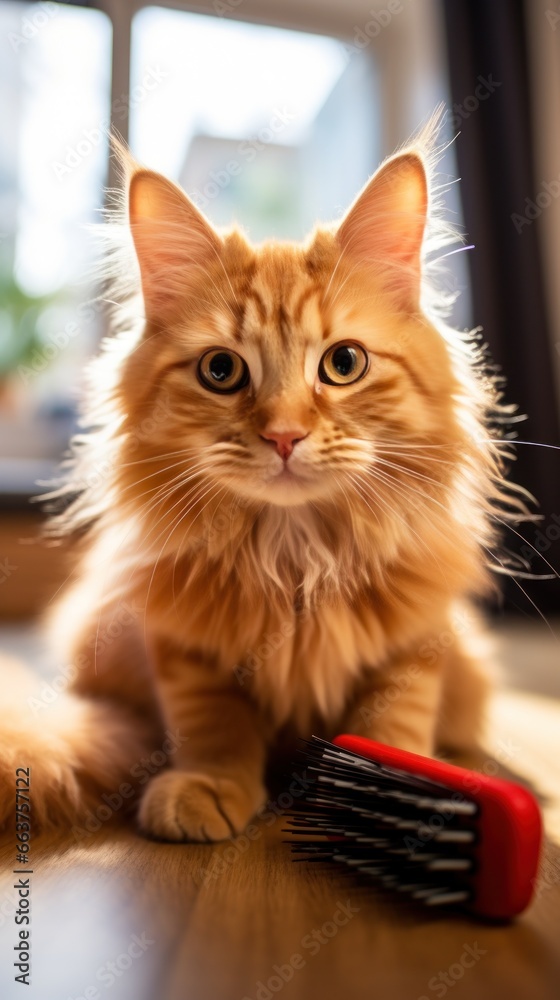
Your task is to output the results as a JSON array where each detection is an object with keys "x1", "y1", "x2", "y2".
[{"x1": 0, "y1": 0, "x2": 558, "y2": 633}]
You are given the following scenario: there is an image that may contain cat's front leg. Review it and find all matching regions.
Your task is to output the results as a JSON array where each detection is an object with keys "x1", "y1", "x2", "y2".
[
  {"x1": 342, "y1": 649, "x2": 444, "y2": 758},
  {"x1": 138, "y1": 638, "x2": 268, "y2": 842}
]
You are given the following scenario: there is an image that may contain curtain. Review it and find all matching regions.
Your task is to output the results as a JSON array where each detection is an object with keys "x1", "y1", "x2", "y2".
[{"x1": 442, "y1": 0, "x2": 560, "y2": 614}]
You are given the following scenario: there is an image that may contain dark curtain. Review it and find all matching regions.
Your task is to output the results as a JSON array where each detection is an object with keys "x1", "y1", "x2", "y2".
[{"x1": 442, "y1": 0, "x2": 560, "y2": 615}]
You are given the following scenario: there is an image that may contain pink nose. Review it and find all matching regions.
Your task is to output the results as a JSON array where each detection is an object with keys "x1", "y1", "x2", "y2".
[{"x1": 260, "y1": 430, "x2": 308, "y2": 461}]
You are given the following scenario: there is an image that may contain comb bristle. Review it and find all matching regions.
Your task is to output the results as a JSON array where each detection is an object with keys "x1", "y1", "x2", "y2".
[{"x1": 288, "y1": 737, "x2": 477, "y2": 910}]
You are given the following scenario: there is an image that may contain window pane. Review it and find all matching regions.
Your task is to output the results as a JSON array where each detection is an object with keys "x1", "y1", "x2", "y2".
[
  {"x1": 130, "y1": 7, "x2": 379, "y2": 242},
  {"x1": 0, "y1": 1, "x2": 112, "y2": 493}
]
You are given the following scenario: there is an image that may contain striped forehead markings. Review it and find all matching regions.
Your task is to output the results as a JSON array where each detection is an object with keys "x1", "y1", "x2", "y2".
[
  {"x1": 373, "y1": 349, "x2": 432, "y2": 399},
  {"x1": 232, "y1": 287, "x2": 268, "y2": 340},
  {"x1": 277, "y1": 302, "x2": 291, "y2": 346},
  {"x1": 231, "y1": 278, "x2": 325, "y2": 344},
  {"x1": 293, "y1": 283, "x2": 322, "y2": 324}
]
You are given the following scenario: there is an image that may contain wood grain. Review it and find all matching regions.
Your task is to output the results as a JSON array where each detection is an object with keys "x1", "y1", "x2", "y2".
[
  {"x1": 0, "y1": 688, "x2": 559, "y2": 1000},
  {"x1": 0, "y1": 516, "x2": 77, "y2": 621}
]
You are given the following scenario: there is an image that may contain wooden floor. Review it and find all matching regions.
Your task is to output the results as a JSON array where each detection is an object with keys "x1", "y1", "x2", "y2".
[{"x1": 0, "y1": 689, "x2": 560, "y2": 1000}]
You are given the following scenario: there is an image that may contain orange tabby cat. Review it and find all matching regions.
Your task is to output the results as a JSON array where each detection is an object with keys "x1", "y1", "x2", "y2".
[{"x1": 0, "y1": 124, "x2": 515, "y2": 841}]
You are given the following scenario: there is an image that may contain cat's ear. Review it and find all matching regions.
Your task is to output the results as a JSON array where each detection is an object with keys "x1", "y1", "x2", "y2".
[
  {"x1": 337, "y1": 152, "x2": 428, "y2": 310},
  {"x1": 128, "y1": 168, "x2": 220, "y2": 325}
]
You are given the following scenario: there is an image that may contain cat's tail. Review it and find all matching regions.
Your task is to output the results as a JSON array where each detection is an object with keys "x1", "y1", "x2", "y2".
[{"x1": 0, "y1": 655, "x2": 155, "y2": 830}]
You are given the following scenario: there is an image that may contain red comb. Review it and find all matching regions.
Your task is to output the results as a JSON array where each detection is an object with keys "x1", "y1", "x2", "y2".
[{"x1": 288, "y1": 735, "x2": 543, "y2": 919}]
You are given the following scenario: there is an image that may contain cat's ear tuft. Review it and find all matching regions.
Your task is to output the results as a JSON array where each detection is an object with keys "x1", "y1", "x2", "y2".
[
  {"x1": 337, "y1": 152, "x2": 428, "y2": 310},
  {"x1": 128, "y1": 168, "x2": 220, "y2": 325}
]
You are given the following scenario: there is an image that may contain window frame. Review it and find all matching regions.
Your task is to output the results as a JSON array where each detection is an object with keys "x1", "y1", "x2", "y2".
[{"x1": 65, "y1": 0, "x2": 450, "y2": 175}]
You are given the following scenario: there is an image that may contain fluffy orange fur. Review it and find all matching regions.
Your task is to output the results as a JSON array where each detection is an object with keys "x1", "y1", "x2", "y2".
[{"x1": 0, "y1": 121, "x2": 521, "y2": 841}]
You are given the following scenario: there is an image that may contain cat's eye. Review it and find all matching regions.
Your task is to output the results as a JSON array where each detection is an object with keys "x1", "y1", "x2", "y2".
[
  {"x1": 319, "y1": 342, "x2": 369, "y2": 386},
  {"x1": 197, "y1": 348, "x2": 249, "y2": 394}
]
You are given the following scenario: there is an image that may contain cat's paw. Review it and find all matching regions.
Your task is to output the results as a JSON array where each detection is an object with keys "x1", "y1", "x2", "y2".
[{"x1": 138, "y1": 770, "x2": 266, "y2": 842}]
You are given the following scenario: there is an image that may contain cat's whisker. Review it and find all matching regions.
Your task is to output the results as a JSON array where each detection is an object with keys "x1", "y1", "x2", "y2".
[
  {"x1": 89, "y1": 476, "x2": 205, "y2": 630},
  {"x1": 371, "y1": 455, "x2": 502, "y2": 511},
  {"x1": 363, "y1": 466, "x2": 483, "y2": 557},
  {"x1": 374, "y1": 452, "x2": 454, "y2": 467},
  {"x1": 486, "y1": 439, "x2": 560, "y2": 452},
  {"x1": 351, "y1": 468, "x2": 457, "y2": 586},
  {"x1": 372, "y1": 438, "x2": 454, "y2": 449},
  {"x1": 138, "y1": 473, "x2": 218, "y2": 542},
  {"x1": 117, "y1": 442, "x2": 233, "y2": 469},
  {"x1": 370, "y1": 456, "x2": 555, "y2": 571},
  {"x1": 348, "y1": 470, "x2": 436, "y2": 557},
  {"x1": 114, "y1": 457, "x2": 221, "y2": 512},
  {"x1": 373, "y1": 455, "x2": 451, "y2": 491},
  {"x1": 120, "y1": 456, "x2": 214, "y2": 493},
  {"x1": 118, "y1": 462, "x2": 216, "y2": 545},
  {"x1": 485, "y1": 548, "x2": 557, "y2": 637},
  {"x1": 126, "y1": 466, "x2": 218, "y2": 518},
  {"x1": 364, "y1": 461, "x2": 558, "y2": 585},
  {"x1": 116, "y1": 447, "x2": 247, "y2": 511},
  {"x1": 190, "y1": 255, "x2": 239, "y2": 323},
  {"x1": 372, "y1": 446, "x2": 455, "y2": 465},
  {"x1": 171, "y1": 484, "x2": 229, "y2": 613},
  {"x1": 365, "y1": 459, "x2": 463, "y2": 509},
  {"x1": 325, "y1": 265, "x2": 358, "y2": 310},
  {"x1": 343, "y1": 472, "x2": 383, "y2": 531},
  {"x1": 325, "y1": 471, "x2": 363, "y2": 530},
  {"x1": 128, "y1": 453, "x2": 225, "y2": 488},
  {"x1": 490, "y1": 515, "x2": 559, "y2": 581},
  {"x1": 141, "y1": 477, "x2": 220, "y2": 626},
  {"x1": 212, "y1": 253, "x2": 241, "y2": 314},
  {"x1": 119, "y1": 452, "x2": 196, "y2": 468},
  {"x1": 321, "y1": 244, "x2": 347, "y2": 303}
]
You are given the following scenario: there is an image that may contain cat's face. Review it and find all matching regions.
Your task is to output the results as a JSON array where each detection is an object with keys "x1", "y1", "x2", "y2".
[{"x1": 122, "y1": 151, "x2": 461, "y2": 513}]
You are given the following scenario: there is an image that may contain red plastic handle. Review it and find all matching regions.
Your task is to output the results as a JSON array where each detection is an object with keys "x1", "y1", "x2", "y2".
[{"x1": 334, "y1": 735, "x2": 543, "y2": 919}]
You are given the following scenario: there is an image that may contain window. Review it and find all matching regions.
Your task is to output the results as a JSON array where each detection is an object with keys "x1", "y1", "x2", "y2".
[
  {"x1": 0, "y1": 1, "x2": 111, "y2": 494},
  {"x1": 129, "y1": 6, "x2": 378, "y2": 241}
]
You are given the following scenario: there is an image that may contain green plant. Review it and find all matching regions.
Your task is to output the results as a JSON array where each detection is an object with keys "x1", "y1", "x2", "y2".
[{"x1": 0, "y1": 271, "x2": 55, "y2": 379}]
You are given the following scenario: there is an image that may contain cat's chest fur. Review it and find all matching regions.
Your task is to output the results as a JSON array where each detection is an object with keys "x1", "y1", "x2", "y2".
[{"x1": 145, "y1": 510, "x2": 453, "y2": 732}]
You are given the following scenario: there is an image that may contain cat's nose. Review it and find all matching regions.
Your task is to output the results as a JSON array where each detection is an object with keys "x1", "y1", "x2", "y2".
[{"x1": 260, "y1": 429, "x2": 309, "y2": 461}]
